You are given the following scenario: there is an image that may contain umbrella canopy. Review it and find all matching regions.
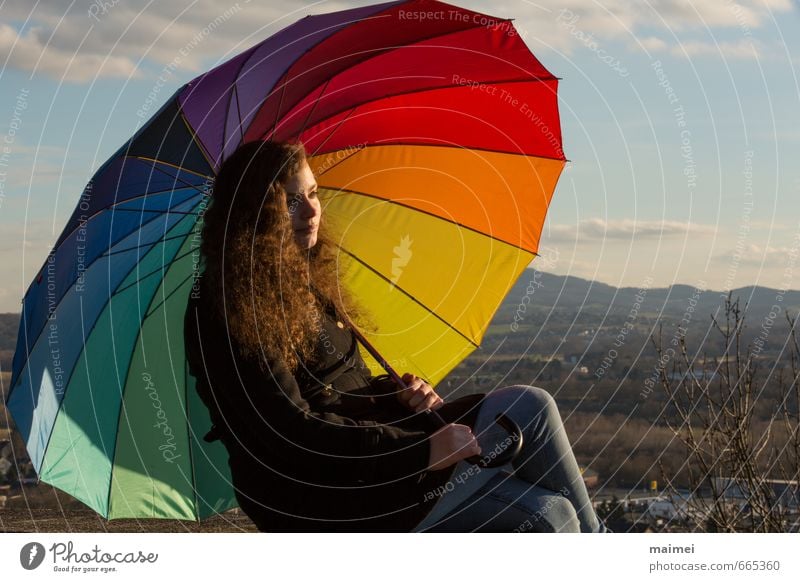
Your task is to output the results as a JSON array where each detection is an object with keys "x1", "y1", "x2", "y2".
[{"x1": 6, "y1": 0, "x2": 565, "y2": 520}]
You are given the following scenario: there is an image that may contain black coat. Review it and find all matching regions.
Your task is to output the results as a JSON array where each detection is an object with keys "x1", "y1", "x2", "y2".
[{"x1": 184, "y1": 290, "x2": 485, "y2": 532}]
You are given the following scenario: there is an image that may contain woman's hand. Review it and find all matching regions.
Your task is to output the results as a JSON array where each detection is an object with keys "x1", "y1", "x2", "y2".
[
  {"x1": 428, "y1": 423, "x2": 481, "y2": 471},
  {"x1": 398, "y1": 373, "x2": 444, "y2": 413}
]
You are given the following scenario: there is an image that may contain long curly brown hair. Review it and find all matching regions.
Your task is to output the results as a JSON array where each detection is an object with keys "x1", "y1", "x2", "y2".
[{"x1": 198, "y1": 140, "x2": 353, "y2": 372}]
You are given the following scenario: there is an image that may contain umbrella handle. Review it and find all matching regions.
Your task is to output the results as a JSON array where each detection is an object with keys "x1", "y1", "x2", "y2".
[
  {"x1": 464, "y1": 413, "x2": 524, "y2": 468},
  {"x1": 422, "y1": 409, "x2": 523, "y2": 468}
]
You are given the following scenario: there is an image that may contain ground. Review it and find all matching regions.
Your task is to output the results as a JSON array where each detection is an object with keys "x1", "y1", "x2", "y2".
[
  {"x1": 0, "y1": 483, "x2": 258, "y2": 532},
  {"x1": 1, "y1": 506, "x2": 258, "y2": 533}
]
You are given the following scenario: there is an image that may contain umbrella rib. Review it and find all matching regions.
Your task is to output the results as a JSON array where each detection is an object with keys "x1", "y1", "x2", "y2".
[
  {"x1": 112, "y1": 208, "x2": 201, "y2": 216},
  {"x1": 337, "y1": 246, "x2": 479, "y2": 349},
  {"x1": 132, "y1": 156, "x2": 213, "y2": 200},
  {"x1": 309, "y1": 106, "x2": 358, "y2": 157},
  {"x1": 347, "y1": 140, "x2": 566, "y2": 164},
  {"x1": 297, "y1": 77, "x2": 331, "y2": 140},
  {"x1": 219, "y1": 84, "x2": 243, "y2": 166},
  {"x1": 9, "y1": 207, "x2": 201, "y2": 401},
  {"x1": 131, "y1": 156, "x2": 212, "y2": 181},
  {"x1": 141, "y1": 267, "x2": 195, "y2": 322},
  {"x1": 269, "y1": 72, "x2": 289, "y2": 141},
  {"x1": 111, "y1": 185, "x2": 204, "y2": 207},
  {"x1": 177, "y1": 106, "x2": 217, "y2": 172},
  {"x1": 324, "y1": 185, "x2": 541, "y2": 254},
  {"x1": 233, "y1": 84, "x2": 245, "y2": 145}
]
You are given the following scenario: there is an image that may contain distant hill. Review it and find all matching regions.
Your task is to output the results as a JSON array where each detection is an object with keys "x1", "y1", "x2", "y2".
[
  {"x1": 0, "y1": 314, "x2": 18, "y2": 376},
  {"x1": 2, "y1": 271, "x2": 798, "y2": 375},
  {"x1": 0, "y1": 314, "x2": 18, "y2": 350},
  {"x1": 493, "y1": 269, "x2": 800, "y2": 324}
]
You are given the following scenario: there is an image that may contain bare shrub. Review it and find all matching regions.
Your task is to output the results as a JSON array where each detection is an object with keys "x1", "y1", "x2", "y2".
[{"x1": 653, "y1": 295, "x2": 800, "y2": 532}]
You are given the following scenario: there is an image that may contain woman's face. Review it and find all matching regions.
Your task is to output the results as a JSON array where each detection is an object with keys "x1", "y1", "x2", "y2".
[{"x1": 284, "y1": 160, "x2": 321, "y2": 249}]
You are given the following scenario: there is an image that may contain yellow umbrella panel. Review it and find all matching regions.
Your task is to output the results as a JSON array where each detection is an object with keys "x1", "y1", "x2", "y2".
[{"x1": 309, "y1": 144, "x2": 564, "y2": 385}]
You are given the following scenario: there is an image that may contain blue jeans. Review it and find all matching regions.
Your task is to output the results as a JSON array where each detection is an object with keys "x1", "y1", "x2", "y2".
[{"x1": 412, "y1": 385, "x2": 605, "y2": 533}]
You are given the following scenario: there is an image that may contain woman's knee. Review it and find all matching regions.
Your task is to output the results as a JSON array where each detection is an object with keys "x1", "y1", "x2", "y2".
[{"x1": 495, "y1": 384, "x2": 558, "y2": 417}]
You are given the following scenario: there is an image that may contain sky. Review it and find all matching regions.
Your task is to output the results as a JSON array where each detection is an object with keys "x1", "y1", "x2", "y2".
[{"x1": 0, "y1": 0, "x2": 798, "y2": 312}]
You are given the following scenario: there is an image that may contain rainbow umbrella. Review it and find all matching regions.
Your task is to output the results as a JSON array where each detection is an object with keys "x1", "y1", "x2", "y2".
[{"x1": 6, "y1": 0, "x2": 565, "y2": 520}]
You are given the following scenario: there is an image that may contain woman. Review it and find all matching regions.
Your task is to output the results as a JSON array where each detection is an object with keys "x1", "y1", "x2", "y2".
[{"x1": 184, "y1": 140, "x2": 605, "y2": 532}]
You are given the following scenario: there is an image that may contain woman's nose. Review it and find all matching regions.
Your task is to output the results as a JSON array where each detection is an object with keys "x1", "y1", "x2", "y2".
[{"x1": 300, "y1": 197, "x2": 320, "y2": 219}]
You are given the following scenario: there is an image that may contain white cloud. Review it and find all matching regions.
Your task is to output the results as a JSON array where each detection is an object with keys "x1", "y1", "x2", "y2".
[
  {"x1": 0, "y1": 23, "x2": 142, "y2": 83},
  {"x1": 714, "y1": 243, "x2": 797, "y2": 265},
  {"x1": 0, "y1": 1, "x2": 795, "y2": 82},
  {"x1": 545, "y1": 218, "x2": 716, "y2": 242},
  {"x1": 638, "y1": 36, "x2": 668, "y2": 51},
  {"x1": 0, "y1": 1, "x2": 302, "y2": 83},
  {"x1": 488, "y1": 0, "x2": 794, "y2": 54}
]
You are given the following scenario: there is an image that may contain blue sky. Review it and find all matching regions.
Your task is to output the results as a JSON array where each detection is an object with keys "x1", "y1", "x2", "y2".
[{"x1": 0, "y1": 0, "x2": 798, "y2": 312}]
